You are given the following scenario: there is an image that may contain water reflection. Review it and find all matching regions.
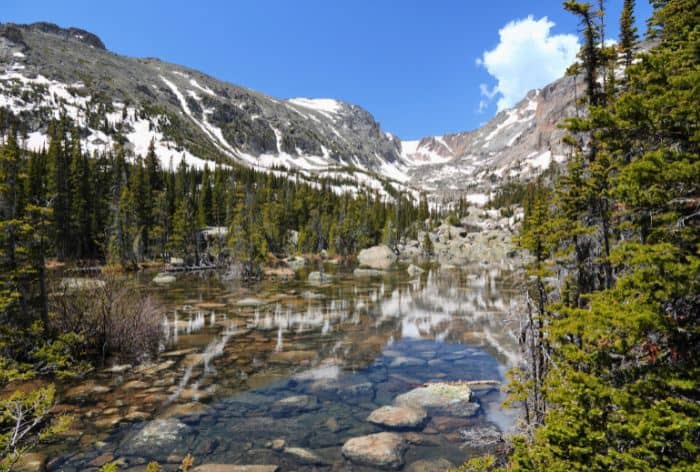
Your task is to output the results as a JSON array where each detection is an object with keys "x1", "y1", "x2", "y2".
[{"x1": 50, "y1": 265, "x2": 520, "y2": 471}]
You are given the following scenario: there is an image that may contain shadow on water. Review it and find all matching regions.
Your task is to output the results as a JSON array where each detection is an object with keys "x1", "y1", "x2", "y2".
[{"x1": 49, "y1": 264, "x2": 522, "y2": 471}]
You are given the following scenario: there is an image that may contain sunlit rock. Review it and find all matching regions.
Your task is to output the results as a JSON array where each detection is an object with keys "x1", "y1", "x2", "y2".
[
  {"x1": 342, "y1": 432, "x2": 407, "y2": 469},
  {"x1": 367, "y1": 405, "x2": 428, "y2": 430}
]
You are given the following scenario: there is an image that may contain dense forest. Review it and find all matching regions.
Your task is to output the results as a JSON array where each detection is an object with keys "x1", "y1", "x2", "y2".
[
  {"x1": 0, "y1": 114, "x2": 426, "y2": 267},
  {"x1": 463, "y1": 0, "x2": 699, "y2": 470}
]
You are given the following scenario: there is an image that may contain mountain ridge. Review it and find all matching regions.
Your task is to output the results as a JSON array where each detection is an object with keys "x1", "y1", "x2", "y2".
[{"x1": 1, "y1": 21, "x2": 583, "y2": 203}]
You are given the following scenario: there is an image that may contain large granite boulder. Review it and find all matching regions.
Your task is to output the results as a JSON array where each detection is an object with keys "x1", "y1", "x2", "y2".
[
  {"x1": 358, "y1": 245, "x2": 397, "y2": 270},
  {"x1": 342, "y1": 432, "x2": 407, "y2": 469},
  {"x1": 367, "y1": 405, "x2": 428, "y2": 430}
]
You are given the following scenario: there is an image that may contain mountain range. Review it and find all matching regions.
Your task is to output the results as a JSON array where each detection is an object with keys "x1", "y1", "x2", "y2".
[{"x1": 0, "y1": 22, "x2": 580, "y2": 203}]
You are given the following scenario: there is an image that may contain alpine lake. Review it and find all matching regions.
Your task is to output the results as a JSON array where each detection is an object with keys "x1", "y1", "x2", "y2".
[{"x1": 38, "y1": 262, "x2": 522, "y2": 471}]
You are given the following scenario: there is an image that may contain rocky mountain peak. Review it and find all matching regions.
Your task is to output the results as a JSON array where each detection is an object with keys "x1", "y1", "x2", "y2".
[{"x1": 0, "y1": 22, "x2": 106, "y2": 50}]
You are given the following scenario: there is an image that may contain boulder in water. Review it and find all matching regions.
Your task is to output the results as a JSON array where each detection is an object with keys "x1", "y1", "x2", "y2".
[
  {"x1": 367, "y1": 405, "x2": 428, "y2": 430},
  {"x1": 342, "y1": 432, "x2": 407, "y2": 469},
  {"x1": 394, "y1": 382, "x2": 478, "y2": 417},
  {"x1": 358, "y1": 245, "x2": 397, "y2": 270},
  {"x1": 123, "y1": 418, "x2": 191, "y2": 455}
]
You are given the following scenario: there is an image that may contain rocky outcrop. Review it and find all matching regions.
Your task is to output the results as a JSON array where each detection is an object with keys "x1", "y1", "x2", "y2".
[
  {"x1": 405, "y1": 76, "x2": 578, "y2": 201},
  {"x1": 342, "y1": 432, "x2": 407, "y2": 469},
  {"x1": 358, "y1": 245, "x2": 397, "y2": 270}
]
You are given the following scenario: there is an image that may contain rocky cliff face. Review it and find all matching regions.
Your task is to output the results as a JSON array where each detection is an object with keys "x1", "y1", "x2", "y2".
[
  {"x1": 0, "y1": 22, "x2": 409, "y2": 196},
  {"x1": 402, "y1": 75, "x2": 580, "y2": 203}
]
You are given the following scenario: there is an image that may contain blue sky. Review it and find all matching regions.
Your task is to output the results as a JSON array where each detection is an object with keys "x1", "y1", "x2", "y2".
[{"x1": 3, "y1": 1, "x2": 652, "y2": 140}]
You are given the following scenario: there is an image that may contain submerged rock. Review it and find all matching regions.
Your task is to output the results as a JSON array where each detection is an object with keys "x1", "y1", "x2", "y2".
[
  {"x1": 268, "y1": 350, "x2": 317, "y2": 364},
  {"x1": 191, "y1": 466, "x2": 278, "y2": 472},
  {"x1": 65, "y1": 382, "x2": 111, "y2": 400},
  {"x1": 342, "y1": 432, "x2": 407, "y2": 469},
  {"x1": 160, "y1": 402, "x2": 211, "y2": 421},
  {"x1": 122, "y1": 418, "x2": 191, "y2": 455},
  {"x1": 284, "y1": 447, "x2": 329, "y2": 465},
  {"x1": 406, "y1": 458, "x2": 455, "y2": 472},
  {"x1": 269, "y1": 438, "x2": 286, "y2": 451},
  {"x1": 270, "y1": 395, "x2": 320, "y2": 417},
  {"x1": 358, "y1": 245, "x2": 397, "y2": 270},
  {"x1": 367, "y1": 405, "x2": 428, "y2": 430},
  {"x1": 14, "y1": 452, "x2": 47, "y2": 472}
]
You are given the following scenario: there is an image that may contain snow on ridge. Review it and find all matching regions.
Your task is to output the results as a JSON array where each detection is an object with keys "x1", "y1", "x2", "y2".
[
  {"x1": 190, "y1": 78, "x2": 216, "y2": 96},
  {"x1": 127, "y1": 115, "x2": 211, "y2": 170},
  {"x1": 401, "y1": 140, "x2": 420, "y2": 159},
  {"x1": 1, "y1": 69, "x2": 414, "y2": 200},
  {"x1": 287, "y1": 98, "x2": 345, "y2": 123},
  {"x1": 288, "y1": 98, "x2": 343, "y2": 114},
  {"x1": 160, "y1": 75, "x2": 236, "y2": 156},
  {"x1": 401, "y1": 139, "x2": 454, "y2": 167}
]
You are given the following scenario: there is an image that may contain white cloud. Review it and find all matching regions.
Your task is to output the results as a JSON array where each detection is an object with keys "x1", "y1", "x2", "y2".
[{"x1": 477, "y1": 16, "x2": 579, "y2": 112}]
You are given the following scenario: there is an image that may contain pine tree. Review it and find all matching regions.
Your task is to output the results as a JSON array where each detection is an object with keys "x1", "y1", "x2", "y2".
[
  {"x1": 619, "y1": 0, "x2": 639, "y2": 70},
  {"x1": 144, "y1": 138, "x2": 162, "y2": 192},
  {"x1": 197, "y1": 164, "x2": 213, "y2": 228},
  {"x1": 68, "y1": 129, "x2": 92, "y2": 259},
  {"x1": 48, "y1": 120, "x2": 72, "y2": 260}
]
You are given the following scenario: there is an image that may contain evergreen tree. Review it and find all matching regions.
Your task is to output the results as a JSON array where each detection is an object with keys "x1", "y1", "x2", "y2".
[
  {"x1": 619, "y1": 0, "x2": 638, "y2": 69},
  {"x1": 48, "y1": 120, "x2": 71, "y2": 260},
  {"x1": 68, "y1": 129, "x2": 92, "y2": 259},
  {"x1": 197, "y1": 164, "x2": 213, "y2": 228}
]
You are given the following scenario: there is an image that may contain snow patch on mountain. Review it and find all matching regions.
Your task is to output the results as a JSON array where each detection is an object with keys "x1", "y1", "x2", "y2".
[{"x1": 288, "y1": 98, "x2": 342, "y2": 116}]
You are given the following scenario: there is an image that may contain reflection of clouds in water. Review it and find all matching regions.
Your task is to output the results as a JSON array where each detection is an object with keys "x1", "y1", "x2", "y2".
[
  {"x1": 293, "y1": 364, "x2": 341, "y2": 381},
  {"x1": 379, "y1": 268, "x2": 520, "y2": 366}
]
